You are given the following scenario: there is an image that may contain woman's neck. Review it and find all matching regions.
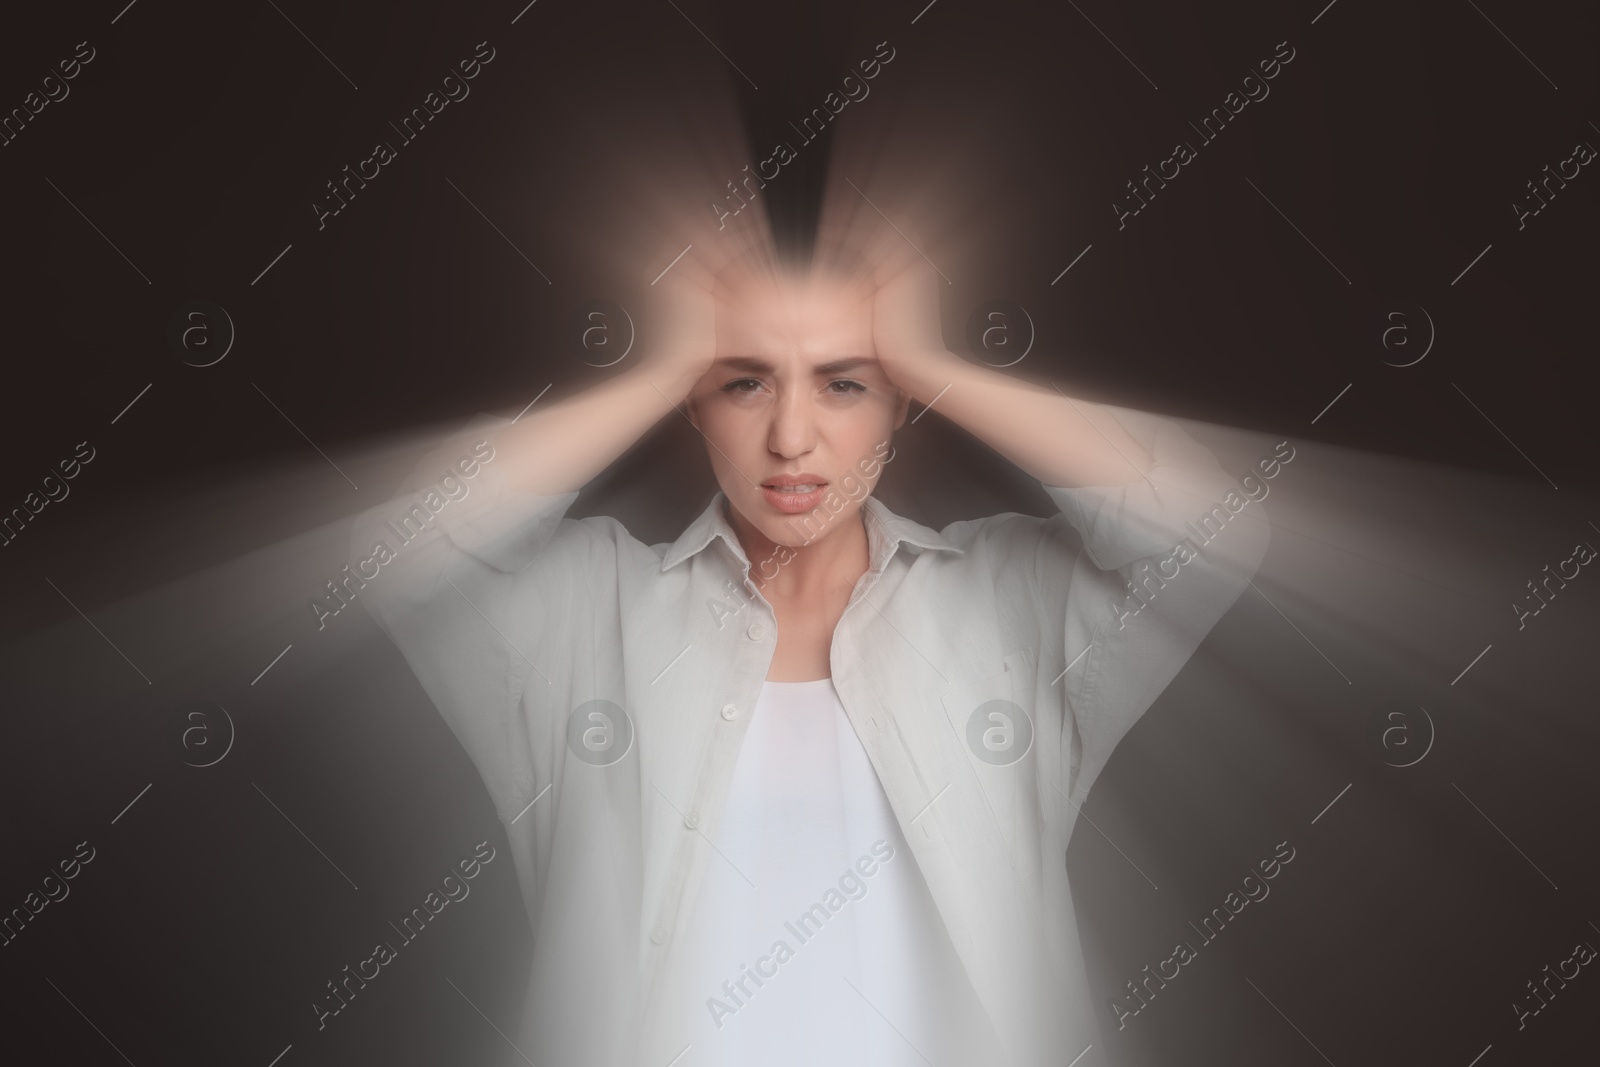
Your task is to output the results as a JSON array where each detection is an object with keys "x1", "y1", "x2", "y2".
[{"x1": 725, "y1": 499, "x2": 872, "y2": 602}]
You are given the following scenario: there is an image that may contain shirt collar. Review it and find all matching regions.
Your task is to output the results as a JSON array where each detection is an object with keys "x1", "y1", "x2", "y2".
[{"x1": 660, "y1": 491, "x2": 964, "y2": 574}]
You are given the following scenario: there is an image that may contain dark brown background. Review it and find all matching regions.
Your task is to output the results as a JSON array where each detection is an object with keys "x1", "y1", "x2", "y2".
[{"x1": 1, "y1": 1, "x2": 1596, "y2": 1064}]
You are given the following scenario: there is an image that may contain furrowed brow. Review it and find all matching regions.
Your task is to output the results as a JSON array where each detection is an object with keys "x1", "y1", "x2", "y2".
[
  {"x1": 814, "y1": 357, "x2": 877, "y2": 375},
  {"x1": 712, "y1": 355, "x2": 877, "y2": 375}
]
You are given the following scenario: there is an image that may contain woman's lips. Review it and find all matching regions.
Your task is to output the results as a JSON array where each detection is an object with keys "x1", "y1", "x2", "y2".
[{"x1": 760, "y1": 481, "x2": 828, "y2": 514}]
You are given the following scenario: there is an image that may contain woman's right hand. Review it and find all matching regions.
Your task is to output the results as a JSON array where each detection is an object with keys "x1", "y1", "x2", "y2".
[
  {"x1": 636, "y1": 256, "x2": 719, "y2": 399},
  {"x1": 493, "y1": 247, "x2": 728, "y2": 498}
]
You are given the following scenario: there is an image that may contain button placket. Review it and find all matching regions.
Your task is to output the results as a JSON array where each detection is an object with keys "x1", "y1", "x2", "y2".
[{"x1": 643, "y1": 610, "x2": 764, "y2": 1005}]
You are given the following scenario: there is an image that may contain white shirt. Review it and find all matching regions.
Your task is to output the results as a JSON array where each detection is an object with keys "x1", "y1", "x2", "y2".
[
  {"x1": 666, "y1": 677, "x2": 1001, "y2": 1066},
  {"x1": 350, "y1": 406, "x2": 1269, "y2": 1067}
]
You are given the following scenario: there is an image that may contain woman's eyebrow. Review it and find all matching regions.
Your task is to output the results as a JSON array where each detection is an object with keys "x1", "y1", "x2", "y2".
[{"x1": 815, "y1": 357, "x2": 877, "y2": 375}]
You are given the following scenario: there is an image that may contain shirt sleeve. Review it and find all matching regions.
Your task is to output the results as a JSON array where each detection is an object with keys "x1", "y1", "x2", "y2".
[
  {"x1": 1038, "y1": 407, "x2": 1271, "y2": 803},
  {"x1": 348, "y1": 414, "x2": 580, "y2": 819}
]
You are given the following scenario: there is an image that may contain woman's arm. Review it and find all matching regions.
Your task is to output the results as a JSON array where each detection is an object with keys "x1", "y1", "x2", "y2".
[
  {"x1": 871, "y1": 259, "x2": 1153, "y2": 490},
  {"x1": 499, "y1": 272, "x2": 717, "y2": 496},
  {"x1": 342, "y1": 269, "x2": 717, "y2": 821},
  {"x1": 869, "y1": 256, "x2": 1269, "y2": 806}
]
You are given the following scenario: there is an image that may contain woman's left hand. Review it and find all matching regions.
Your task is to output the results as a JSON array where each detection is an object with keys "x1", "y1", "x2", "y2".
[
  {"x1": 871, "y1": 254, "x2": 954, "y2": 400},
  {"x1": 865, "y1": 241, "x2": 1154, "y2": 487}
]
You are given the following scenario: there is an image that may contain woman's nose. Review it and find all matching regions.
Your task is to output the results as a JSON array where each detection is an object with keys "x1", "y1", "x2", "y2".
[{"x1": 766, "y1": 385, "x2": 820, "y2": 457}]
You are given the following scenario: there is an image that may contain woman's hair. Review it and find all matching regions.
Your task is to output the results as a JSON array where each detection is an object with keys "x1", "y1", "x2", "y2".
[{"x1": 713, "y1": 225, "x2": 876, "y2": 299}]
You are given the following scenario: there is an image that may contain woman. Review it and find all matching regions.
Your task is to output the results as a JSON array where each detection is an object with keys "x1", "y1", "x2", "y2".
[{"x1": 351, "y1": 244, "x2": 1268, "y2": 1067}]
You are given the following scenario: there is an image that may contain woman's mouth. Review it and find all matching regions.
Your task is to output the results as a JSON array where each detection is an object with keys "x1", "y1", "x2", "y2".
[{"x1": 761, "y1": 478, "x2": 828, "y2": 513}]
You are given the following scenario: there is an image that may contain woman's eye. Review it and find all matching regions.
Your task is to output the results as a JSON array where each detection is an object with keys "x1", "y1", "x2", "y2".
[{"x1": 720, "y1": 379, "x2": 865, "y2": 396}]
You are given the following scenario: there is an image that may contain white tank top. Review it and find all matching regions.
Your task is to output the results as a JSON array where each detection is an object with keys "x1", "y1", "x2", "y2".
[{"x1": 666, "y1": 678, "x2": 1001, "y2": 1066}]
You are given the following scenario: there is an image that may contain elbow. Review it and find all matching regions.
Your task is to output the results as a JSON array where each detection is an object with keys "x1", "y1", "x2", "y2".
[
  {"x1": 1237, "y1": 500, "x2": 1271, "y2": 576},
  {"x1": 1201, "y1": 502, "x2": 1270, "y2": 596}
]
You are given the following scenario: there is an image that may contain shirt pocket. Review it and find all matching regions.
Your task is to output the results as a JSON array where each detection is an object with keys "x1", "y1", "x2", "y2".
[{"x1": 939, "y1": 662, "x2": 1042, "y2": 875}]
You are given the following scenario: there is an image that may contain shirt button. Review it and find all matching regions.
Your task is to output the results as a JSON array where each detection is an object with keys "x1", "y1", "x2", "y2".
[
  {"x1": 721, "y1": 703, "x2": 739, "y2": 721},
  {"x1": 685, "y1": 811, "x2": 702, "y2": 829},
  {"x1": 747, "y1": 622, "x2": 765, "y2": 640},
  {"x1": 651, "y1": 927, "x2": 668, "y2": 945}
]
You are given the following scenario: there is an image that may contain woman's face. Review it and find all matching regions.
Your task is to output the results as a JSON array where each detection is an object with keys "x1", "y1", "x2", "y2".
[{"x1": 687, "y1": 266, "x2": 909, "y2": 550}]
